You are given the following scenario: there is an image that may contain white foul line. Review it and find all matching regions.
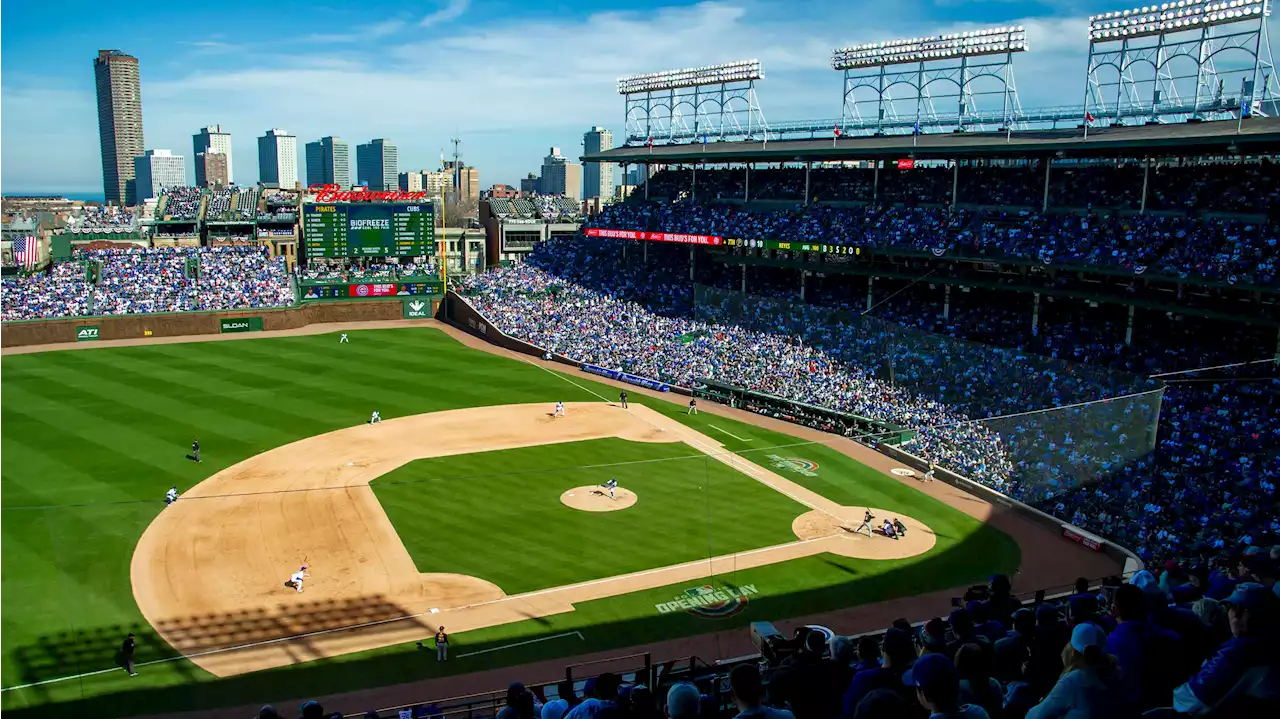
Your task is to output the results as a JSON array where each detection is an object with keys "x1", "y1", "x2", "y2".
[
  {"x1": 455, "y1": 631, "x2": 585, "y2": 659},
  {"x1": 708, "y1": 424, "x2": 751, "y2": 442}
]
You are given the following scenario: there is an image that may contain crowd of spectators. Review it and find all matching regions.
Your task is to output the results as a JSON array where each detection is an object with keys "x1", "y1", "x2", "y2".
[
  {"x1": 586, "y1": 202, "x2": 1279, "y2": 287},
  {"x1": 298, "y1": 260, "x2": 439, "y2": 283},
  {"x1": 459, "y1": 234, "x2": 1278, "y2": 565},
  {"x1": 0, "y1": 247, "x2": 293, "y2": 317},
  {"x1": 1, "y1": 261, "x2": 93, "y2": 320},
  {"x1": 73, "y1": 205, "x2": 136, "y2": 232},
  {"x1": 265, "y1": 560, "x2": 1279, "y2": 718},
  {"x1": 642, "y1": 160, "x2": 1279, "y2": 215},
  {"x1": 160, "y1": 187, "x2": 203, "y2": 221},
  {"x1": 534, "y1": 196, "x2": 584, "y2": 221}
]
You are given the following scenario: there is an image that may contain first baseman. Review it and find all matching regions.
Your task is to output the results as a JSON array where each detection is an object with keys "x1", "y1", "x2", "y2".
[{"x1": 289, "y1": 565, "x2": 310, "y2": 593}]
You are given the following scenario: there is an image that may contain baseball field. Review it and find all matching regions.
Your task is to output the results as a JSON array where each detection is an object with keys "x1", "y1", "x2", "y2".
[{"x1": 0, "y1": 323, "x2": 1025, "y2": 718}]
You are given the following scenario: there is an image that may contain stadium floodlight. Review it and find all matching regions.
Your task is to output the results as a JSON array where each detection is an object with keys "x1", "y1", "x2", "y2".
[
  {"x1": 1088, "y1": 0, "x2": 1271, "y2": 41},
  {"x1": 832, "y1": 26, "x2": 1027, "y2": 69},
  {"x1": 617, "y1": 60, "x2": 764, "y2": 94}
]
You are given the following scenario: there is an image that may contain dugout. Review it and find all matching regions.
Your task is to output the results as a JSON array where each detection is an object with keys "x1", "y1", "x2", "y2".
[{"x1": 694, "y1": 379, "x2": 913, "y2": 443}]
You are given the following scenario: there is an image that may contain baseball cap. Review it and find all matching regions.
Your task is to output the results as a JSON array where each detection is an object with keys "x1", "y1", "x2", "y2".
[
  {"x1": 665, "y1": 682, "x2": 701, "y2": 719},
  {"x1": 903, "y1": 653, "x2": 959, "y2": 696},
  {"x1": 1223, "y1": 582, "x2": 1272, "y2": 611},
  {"x1": 542, "y1": 699, "x2": 569, "y2": 719},
  {"x1": 1070, "y1": 623, "x2": 1107, "y2": 653},
  {"x1": 881, "y1": 627, "x2": 913, "y2": 658},
  {"x1": 919, "y1": 617, "x2": 948, "y2": 651}
]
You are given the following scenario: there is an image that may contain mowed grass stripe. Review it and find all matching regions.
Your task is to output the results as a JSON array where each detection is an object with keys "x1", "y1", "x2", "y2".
[{"x1": 372, "y1": 438, "x2": 808, "y2": 594}]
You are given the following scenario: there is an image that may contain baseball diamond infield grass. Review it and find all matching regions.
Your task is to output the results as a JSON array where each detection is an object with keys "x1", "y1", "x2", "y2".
[{"x1": 0, "y1": 327, "x2": 1020, "y2": 718}]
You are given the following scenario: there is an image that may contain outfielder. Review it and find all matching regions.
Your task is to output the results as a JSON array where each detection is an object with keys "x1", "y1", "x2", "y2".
[
  {"x1": 165, "y1": 486, "x2": 178, "y2": 506},
  {"x1": 340, "y1": 333, "x2": 350, "y2": 343},
  {"x1": 370, "y1": 410, "x2": 382, "y2": 424},
  {"x1": 852, "y1": 508, "x2": 875, "y2": 537},
  {"x1": 554, "y1": 401, "x2": 565, "y2": 418},
  {"x1": 289, "y1": 565, "x2": 310, "y2": 593},
  {"x1": 601, "y1": 478, "x2": 618, "y2": 500}
]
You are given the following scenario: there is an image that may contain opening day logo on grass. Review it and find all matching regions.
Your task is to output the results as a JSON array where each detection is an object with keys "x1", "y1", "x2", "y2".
[
  {"x1": 766, "y1": 455, "x2": 819, "y2": 477},
  {"x1": 656, "y1": 584, "x2": 759, "y2": 617},
  {"x1": 75, "y1": 326, "x2": 100, "y2": 341}
]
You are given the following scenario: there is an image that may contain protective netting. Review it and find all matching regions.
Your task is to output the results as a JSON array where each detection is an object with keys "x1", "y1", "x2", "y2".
[{"x1": 693, "y1": 284, "x2": 1165, "y2": 503}]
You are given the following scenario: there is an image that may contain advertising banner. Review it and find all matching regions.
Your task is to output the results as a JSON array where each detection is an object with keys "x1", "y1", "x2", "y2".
[
  {"x1": 220, "y1": 317, "x2": 264, "y2": 333},
  {"x1": 897, "y1": 159, "x2": 916, "y2": 169},
  {"x1": 581, "y1": 363, "x2": 671, "y2": 392},
  {"x1": 349, "y1": 283, "x2": 399, "y2": 298},
  {"x1": 75, "y1": 325, "x2": 100, "y2": 341},
  {"x1": 584, "y1": 228, "x2": 723, "y2": 246},
  {"x1": 403, "y1": 299, "x2": 432, "y2": 319}
]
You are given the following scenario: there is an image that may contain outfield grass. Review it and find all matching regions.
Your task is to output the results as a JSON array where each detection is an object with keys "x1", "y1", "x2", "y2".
[
  {"x1": 374, "y1": 438, "x2": 808, "y2": 593},
  {"x1": 0, "y1": 327, "x2": 1019, "y2": 718}
]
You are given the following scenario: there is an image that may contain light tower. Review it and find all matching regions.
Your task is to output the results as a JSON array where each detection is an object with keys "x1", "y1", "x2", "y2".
[
  {"x1": 832, "y1": 26, "x2": 1027, "y2": 136},
  {"x1": 1084, "y1": 0, "x2": 1278, "y2": 124},
  {"x1": 617, "y1": 60, "x2": 769, "y2": 145}
]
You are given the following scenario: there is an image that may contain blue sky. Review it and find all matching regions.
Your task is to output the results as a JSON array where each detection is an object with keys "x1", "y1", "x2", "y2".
[{"x1": 1, "y1": 0, "x2": 1274, "y2": 194}]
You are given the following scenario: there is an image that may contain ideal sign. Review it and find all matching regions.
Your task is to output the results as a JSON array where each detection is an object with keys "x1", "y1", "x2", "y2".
[{"x1": 403, "y1": 299, "x2": 432, "y2": 319}]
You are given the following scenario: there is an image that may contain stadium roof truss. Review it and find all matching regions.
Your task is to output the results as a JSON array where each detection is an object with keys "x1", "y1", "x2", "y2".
[
  {"x1": 833, "y1": 25, "x2": 1027, "y2": 137},
  {"x1": 617, "y1": 60, "x2": 770, "y2": 145},
  {"x1": 1084, "y1": 0, "x2": 1279, "y2": 123}
]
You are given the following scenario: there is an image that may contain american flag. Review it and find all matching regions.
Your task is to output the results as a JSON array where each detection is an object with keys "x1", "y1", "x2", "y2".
[{"x1": 13, "y1": 236, "x2": 38, "y2": 270}]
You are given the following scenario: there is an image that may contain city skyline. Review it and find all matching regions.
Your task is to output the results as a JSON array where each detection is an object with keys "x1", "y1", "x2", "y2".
[{"x1": 6, "y1": 1, "x2": 1279, "y2": 195}]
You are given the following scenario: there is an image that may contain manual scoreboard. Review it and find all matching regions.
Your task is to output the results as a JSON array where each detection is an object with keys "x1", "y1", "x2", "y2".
[{"x1": 303, "y1": 204, "x2": 435, "y2": 257}]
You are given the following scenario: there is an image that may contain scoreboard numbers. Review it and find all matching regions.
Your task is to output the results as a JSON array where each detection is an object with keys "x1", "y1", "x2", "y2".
[{"x1": 302, "y1": 204, "x2": 436, "y2": 257}]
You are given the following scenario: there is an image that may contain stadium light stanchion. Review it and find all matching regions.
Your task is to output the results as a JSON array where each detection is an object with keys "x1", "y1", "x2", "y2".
[
  {"x1": 1083, "y1": 0, "x2": 1278, "y2": 127},
  {"x1": 616, "y1": 60, "x2": 770, "y2": 146},
  {"x1": 831, "y1": 25, "x2": 1028, "y2": 138}
]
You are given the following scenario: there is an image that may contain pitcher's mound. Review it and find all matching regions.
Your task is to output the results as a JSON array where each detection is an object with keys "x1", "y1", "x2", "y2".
[{"x1": 561, "y1": 486, "x2": 637, "y2": 512}]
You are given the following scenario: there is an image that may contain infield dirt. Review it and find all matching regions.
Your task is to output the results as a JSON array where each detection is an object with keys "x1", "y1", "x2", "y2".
[{"x1": 131, "y1": 402, "x2": 936, "y2": 678}]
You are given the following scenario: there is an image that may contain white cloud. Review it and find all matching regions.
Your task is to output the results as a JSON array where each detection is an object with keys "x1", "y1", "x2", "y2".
[{"x1": 420, "y1": 0, "x2": 469, "y2": 28}]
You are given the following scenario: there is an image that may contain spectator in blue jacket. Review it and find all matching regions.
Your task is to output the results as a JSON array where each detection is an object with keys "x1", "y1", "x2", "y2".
[
  {"x1": 1106, "y1": 584, "x2": 1187, "y2": 711},
  {"x1": 903, "y1": 653, "x2": 990, "y2": 718},
  {"x1": 1171, "y1": 583, "x2": 1280, "y2": 716},
  {"x1": 840, "y1": 628, "x2": 916, "y2": 718}
]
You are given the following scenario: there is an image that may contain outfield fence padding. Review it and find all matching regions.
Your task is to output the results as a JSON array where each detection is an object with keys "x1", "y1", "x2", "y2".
[{"x1": 0, "y1": 299, "x2": 439, "y2": 348}]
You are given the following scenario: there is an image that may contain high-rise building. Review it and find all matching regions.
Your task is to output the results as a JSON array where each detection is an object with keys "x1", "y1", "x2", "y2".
[
  {"x1": 398, "y1": 171, "x2": 425, "y2": 193},
  {"x1": 304, "y1": 136, "x2": 351, "y2": 188},
  {"x1": 423, "y1": 170, "x2": 453, "y2": 196},
  {"x1": 192, "y1": 125, "x2": 233, "y2": 185},
  {"x1": 94, "y1": 50, "x2": 144, "y2": 205},
  {"x1": 133, "y1": 149, "x2": 186, "y2": 201},
  {"x1": 540, "y1": 147, "x2": 582, "y2": 201},
  {"x1": 258, "y1": 129, "x2": 298, "y2": 188},
  {"x1": 456, "y1": 166, "x2": 480, "y2": 202},
  {"x1": 583, "y1": 127, "x2": 614, "y2": 200},
  {"x1": 520, "y1": 173, "x2": 540, "y2": 195},
  {"x1": 356, "y1": 139, "x2": 398, "y2": 191},
  {"x1": 196, "y1": 152, "x2": 229, "y2": 188}
]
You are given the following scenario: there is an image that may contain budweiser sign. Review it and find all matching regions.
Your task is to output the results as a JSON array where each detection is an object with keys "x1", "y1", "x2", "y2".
[
  {"x1": 584, "y1": 227, "x2": 723, "y2": 246},
  {"x1": 309, "y1": 184, "x2": 431, "y2": 202}
]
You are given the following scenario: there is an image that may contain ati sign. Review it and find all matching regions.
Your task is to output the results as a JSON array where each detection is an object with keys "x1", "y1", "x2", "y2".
[
  {"x1": 656, "y1": 584, "x2": 759, "y2": 618},
  {"x1": 75, "y1": 326, "x2": 100, "y2": 341},
  {"x1": 766, "y1": 455, "x2": 819, "y2": 477},
  {"x1": 220, "y1": 317, "x2": 264, "y2": 333},
  {"x1": 403, "y1": 299, "x2": 432, "y2": 319}
]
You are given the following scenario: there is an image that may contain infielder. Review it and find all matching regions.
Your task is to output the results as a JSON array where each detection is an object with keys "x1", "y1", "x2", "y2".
[
  {"x1": 340, "y1": 333, "x2": 350, "y2": 343},
  {"x1": 165, "y1": 486, "x2": 178, "y2": 506},
  {"x1": 554, "y1": 401, "x2": 565, "y2": 418},
  {"x1": 852, "y1": 508, "x2": 875, "y2": 537},
  {"x1": 601, "y1": 478, "x2": 618, "y2": 500},
  {"x1": 289, "y1": 565, "x2": 310, "y2": 593},
  {"x1": 370, "y1": 410, "x2": 382, "y2": 424}
]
